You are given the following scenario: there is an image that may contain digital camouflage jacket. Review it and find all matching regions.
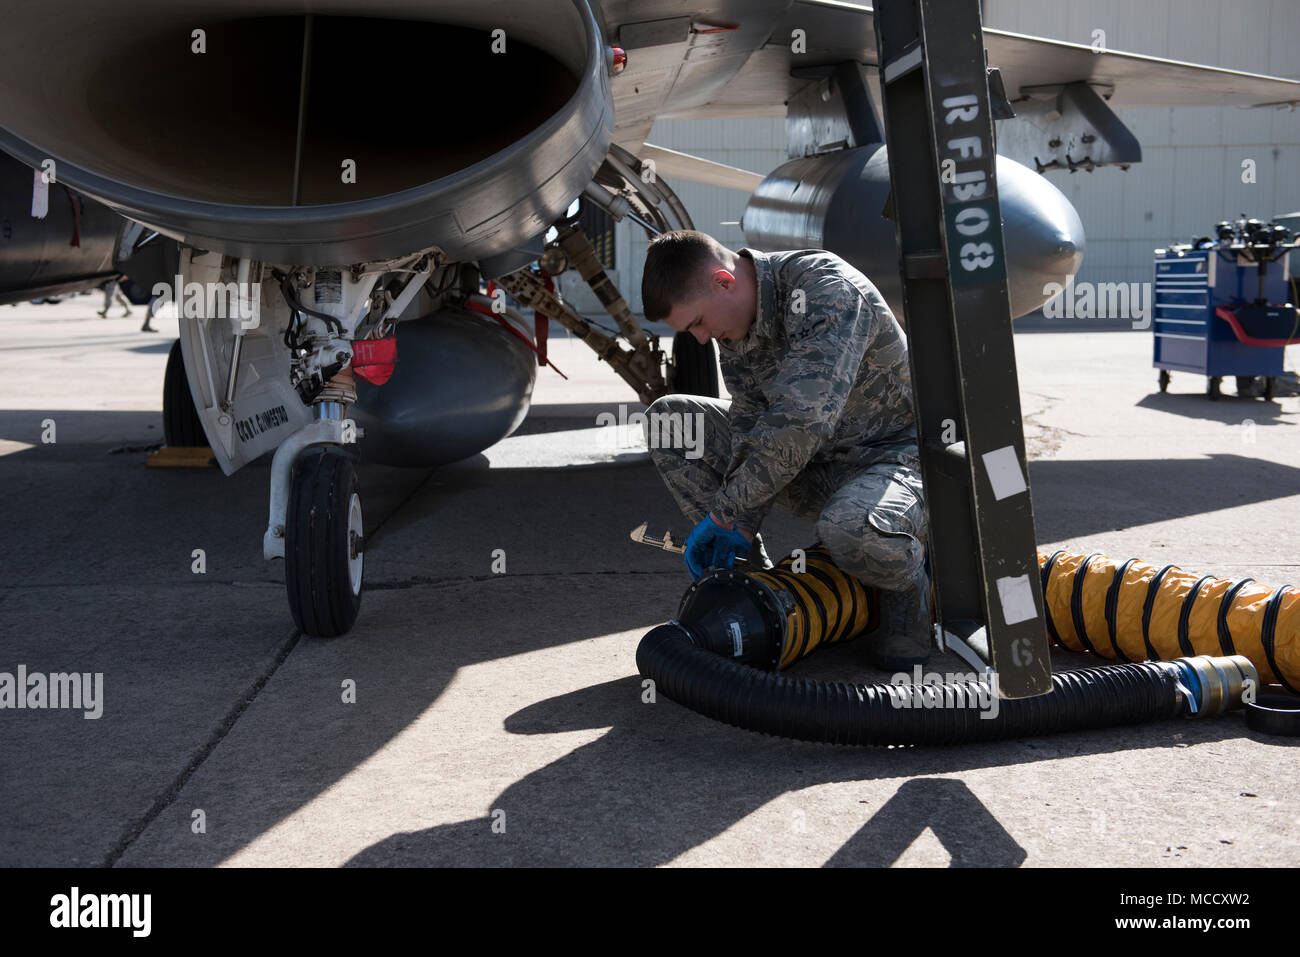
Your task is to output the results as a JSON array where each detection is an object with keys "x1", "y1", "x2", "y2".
[{"x1": 710, "y1": 248, "x2": 920, "y2": 531}]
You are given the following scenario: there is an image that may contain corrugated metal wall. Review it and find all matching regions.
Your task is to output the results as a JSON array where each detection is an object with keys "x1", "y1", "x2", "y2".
[
  {"x1": 605, "y1": 0, "x2": 1297, "y2": 314},
  {"x1": 985, "y1": 0, "x2": 1300, "y2": 288}
]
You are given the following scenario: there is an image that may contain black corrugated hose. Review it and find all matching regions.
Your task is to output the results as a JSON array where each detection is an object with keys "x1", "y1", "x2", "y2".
[{"x1": 638, "y1": 623, "x2": 1195, "y2": 746}]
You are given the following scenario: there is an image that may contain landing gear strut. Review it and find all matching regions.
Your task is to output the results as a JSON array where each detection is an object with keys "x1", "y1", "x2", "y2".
[{"x1": 499, "y1": 144, "x2": 718, "y2": 404}]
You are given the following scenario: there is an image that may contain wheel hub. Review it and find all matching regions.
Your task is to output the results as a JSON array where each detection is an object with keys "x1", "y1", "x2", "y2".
[{"x1": 347, "y1": 491, "x2": 363, "y2": 595}]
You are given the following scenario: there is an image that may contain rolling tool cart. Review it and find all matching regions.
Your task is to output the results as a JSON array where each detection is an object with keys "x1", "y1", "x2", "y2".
[{"x1": 1153, "y1": 216, "x2": 1300, "y2": 400}]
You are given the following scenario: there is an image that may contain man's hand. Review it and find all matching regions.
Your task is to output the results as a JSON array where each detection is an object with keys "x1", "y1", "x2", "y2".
[{"x1": 684, "y1": 514, "x2": 753, "y2": 578}]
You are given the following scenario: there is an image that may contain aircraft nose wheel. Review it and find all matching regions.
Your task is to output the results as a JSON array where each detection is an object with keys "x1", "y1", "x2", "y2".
[
  {"x1": 669, "y1": 331, "x2": 720, "y2": 397},
  {"x1": 285, "y1": 447, "x2": 364, "y2": 637}
]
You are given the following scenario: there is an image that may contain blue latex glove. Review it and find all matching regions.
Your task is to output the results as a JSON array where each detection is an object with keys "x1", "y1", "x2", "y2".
[{"x1": 684, "y1": 515, "x2": 751, "y2": 578}]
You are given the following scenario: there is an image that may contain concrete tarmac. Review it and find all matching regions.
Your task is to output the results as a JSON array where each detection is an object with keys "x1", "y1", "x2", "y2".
[{"x1": 2, "y1": 293, "x2": 1298, "y2": 867}]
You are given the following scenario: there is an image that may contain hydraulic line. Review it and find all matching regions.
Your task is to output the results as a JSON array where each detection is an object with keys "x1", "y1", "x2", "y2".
[
  {"x1": 636, "y1": 542, "x2": 1265, "y2": 746},
  {"x1": 555, "y1": 220, "x2": 648, "y2": 348},
  {"x1": 495, "y1": 267, "x2": 666, "y2": 403},
  {"x1": 1037, "y1": 549, "x2": 1300, "y2": 693}
]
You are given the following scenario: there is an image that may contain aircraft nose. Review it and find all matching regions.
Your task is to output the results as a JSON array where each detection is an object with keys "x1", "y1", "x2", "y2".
[{"x1": 997, "y1": 155, "x2": 1086, "y2": 318}]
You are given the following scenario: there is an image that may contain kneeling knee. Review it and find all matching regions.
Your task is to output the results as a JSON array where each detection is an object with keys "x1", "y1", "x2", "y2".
[{"x1": 817, "y1": 518, "x2": 923, "y2": 590}]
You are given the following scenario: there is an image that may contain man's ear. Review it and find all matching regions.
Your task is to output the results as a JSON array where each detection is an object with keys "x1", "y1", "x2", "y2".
[{"x1": 711, "y1": 267, "x2": 736, "y2": 291}]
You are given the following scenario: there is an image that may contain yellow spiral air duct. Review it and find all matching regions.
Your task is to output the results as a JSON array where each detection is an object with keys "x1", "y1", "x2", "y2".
[
  {"x1": 746, "y1": 544, "x2": 879, "y2": 669},
  {"x1": 641, "y1": 545, "x2": 1267, "y2": 746},
  {"x1": 672, "y1": 544, "x2": 880, "y2": 672},
  {"x1": 675, "y1": 543, "x2": 1299, "y2": 692},
  {"x1": 1038, "y1": 550, "x2": 1300, "y2": 692}
]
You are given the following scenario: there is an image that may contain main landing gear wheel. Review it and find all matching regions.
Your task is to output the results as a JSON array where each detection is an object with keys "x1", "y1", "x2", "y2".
[
  {"x1": 670, "y1": 331, "x2": 720, "y2": 397},
  {"x1": 286, "y1": 448, "x2": 364, "y2": 638},
  {"x1": 1263, "y1": 376, "x2": 1277, "y2": 401},
  {"x1": 1157, "y1": 369, "x2": 1170, "y2": 393},
  {"x1": 163, "y1": 338, "x2": 207, "y2": 446}
]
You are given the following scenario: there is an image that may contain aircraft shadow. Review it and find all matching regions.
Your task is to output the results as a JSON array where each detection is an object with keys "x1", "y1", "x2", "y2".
[
  {"x1": 1027, "y1": 454, "x2": 1300, "y2": 543},
  {"x1": 509, "y1": 401, "x2": 650, "y2": 437}
]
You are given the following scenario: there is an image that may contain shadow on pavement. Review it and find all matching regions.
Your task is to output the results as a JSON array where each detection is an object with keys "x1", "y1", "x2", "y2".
[
  {"x1": 342, "y1": 665, "x2": 1252, "y2": 867},
  {"x1": 1028, "y1": 454, "x2": 1300, "y2": 542},
  {"x1": 1134, "y1": 391, "x2": 1294, "y2": 424},
  {"x1": 1, "y1": 408, "x2": 1288, "y2": 867}
]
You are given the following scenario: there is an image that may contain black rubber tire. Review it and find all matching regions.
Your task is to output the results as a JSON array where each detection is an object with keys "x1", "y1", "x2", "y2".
[
  {"x1": 1263, "y1": 376, "x2": 1277, "y2": 401},
  {"x1": 163, "y1": 338, "x2": 208, "y2": 447},
  {"x1": 1158, "y1": 369, "x2": 1170, "y2": 393},
  {"x1": 285, "y1": 448, "x2": 364, "y2": 638},
  {"x1": 670, "y1": 331, "x2": 719, "y2": 397},
  {"x1": 1207, "y1": 376, "x2": 1222, "y2": 400},
  {"x1": 1236, "y1": 375, "x2": 1258, "y2": 398},
  {"x1": 119, "y1": 277, "x2": 155, "y2": 306}
]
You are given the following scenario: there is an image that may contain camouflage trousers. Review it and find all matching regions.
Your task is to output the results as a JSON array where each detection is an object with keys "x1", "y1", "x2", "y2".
[{"x1": 646, "y1": 394, "x2": 928, "y2": 591}]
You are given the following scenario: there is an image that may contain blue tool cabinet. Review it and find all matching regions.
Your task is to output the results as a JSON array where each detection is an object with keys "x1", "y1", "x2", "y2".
[{"x1": 1153, "y1": 245, "x2": 1298, "y2": 400}]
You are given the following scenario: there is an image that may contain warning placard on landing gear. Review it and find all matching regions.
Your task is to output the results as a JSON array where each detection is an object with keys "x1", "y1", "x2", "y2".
[{"x1": 235, "y1": 404, "x2": 290, "y2": 443}]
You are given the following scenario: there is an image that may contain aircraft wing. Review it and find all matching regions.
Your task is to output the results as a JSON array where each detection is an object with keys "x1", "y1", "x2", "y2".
[
  {"x1": 616, "y1": 0, "x2": 1300, "y2": 164},
  {"x1": 982, "y1": 27, "x2": 1300, "y2": 109}
]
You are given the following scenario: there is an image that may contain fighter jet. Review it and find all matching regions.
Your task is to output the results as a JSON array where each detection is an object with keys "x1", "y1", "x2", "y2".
[{"x1": 1, "y1": 0, "x2": 1295, "y2": 636}]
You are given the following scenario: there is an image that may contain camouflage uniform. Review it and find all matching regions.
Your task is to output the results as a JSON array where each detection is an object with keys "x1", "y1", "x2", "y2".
[{"x1": 648, "y1": 248, "x2": 928, "y2": 594}]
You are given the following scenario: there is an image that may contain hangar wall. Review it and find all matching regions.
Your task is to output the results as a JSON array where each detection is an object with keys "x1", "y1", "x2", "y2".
[{"x1": 983, "y1": 0, "x2": 1300, "y2": 290}]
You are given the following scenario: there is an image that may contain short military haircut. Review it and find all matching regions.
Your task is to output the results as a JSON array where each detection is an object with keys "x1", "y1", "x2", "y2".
[{"x1": 641, "y1": 229, "x2": 734, "y2": 322}]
